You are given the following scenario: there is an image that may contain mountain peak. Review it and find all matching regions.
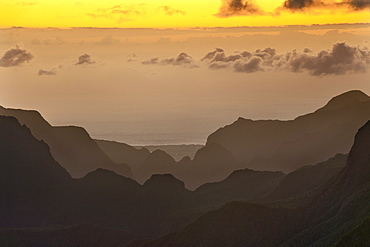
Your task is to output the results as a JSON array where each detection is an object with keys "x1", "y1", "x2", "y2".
[
  {"x1": 144, "y1": 174, "x2": 186, "y2": 191},
  {"x1": 317, "y1": 90, "x2": 370, "y2": 112}
]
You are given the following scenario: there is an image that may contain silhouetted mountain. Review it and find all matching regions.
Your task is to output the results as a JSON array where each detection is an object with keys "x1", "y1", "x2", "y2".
[
  {"x1": 0, "y1": 106, "x2": 133, "y2": 178},
  {"x1": 265, "y1": 153, "x2": 347, "y2": 201},
  {"x1": 206, "y1": 90, "x2": 370, "y2": 172},
  {"x1": 176, "y1": 143, "x2": 241, "y2": 190},
  {"x1": 0, "y1": 116, "x2": 72, "y2": 228},
  {"x1": 143, "y1": 121, "x2": 370, "y2": 246},
  {"x1": 138, "y1": 144, "x2": 203, "y2": 161},
  {"x1": 138, "y1": 150, "x2": 177, "y2": 183},
  {"x1": 194, "y1": 169, "x2": 284, "y2": 206},
  {"x1": 96, "y1": 139, "x2": 150, "y2": 179},
  {"x1": 0, "y1": 224, "x2": 138, "y2": 247},
  {"x1": 2, "y1": 107, "x2": 369, "y2": 246}
]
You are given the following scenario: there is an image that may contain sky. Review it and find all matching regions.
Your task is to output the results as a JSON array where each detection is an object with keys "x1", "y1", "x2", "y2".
[
  {"x1": 0, "y1": 1, "x2": 370, "y2": 145},
  {"x1": 1, "y1": 0, "x2": 370, "y2": 28}
]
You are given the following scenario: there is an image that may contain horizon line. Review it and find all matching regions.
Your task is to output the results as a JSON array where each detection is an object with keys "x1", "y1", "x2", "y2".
[{"x1": 2, "y1": 22, "x2": 370, "y2": 31}]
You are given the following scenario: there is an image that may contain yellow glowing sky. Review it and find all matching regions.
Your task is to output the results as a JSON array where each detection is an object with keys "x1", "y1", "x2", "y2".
[{"x1": 0, "y1": 0, "x2": 369, "y2": 28}]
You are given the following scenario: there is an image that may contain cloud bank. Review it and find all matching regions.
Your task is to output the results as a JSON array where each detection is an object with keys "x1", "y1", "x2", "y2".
[
  {"x1": 217, "y1": 0, "x2": 370, "y2": 16},
  {"x1": 201, "y1": 43, "x2": 370, "y2": 75},
  {"x1": 142, "y1": 52, "x2": 197, "y2": 67},
  {"x1": 0, "y1": 46, "x2": 34, "y2": 67}
]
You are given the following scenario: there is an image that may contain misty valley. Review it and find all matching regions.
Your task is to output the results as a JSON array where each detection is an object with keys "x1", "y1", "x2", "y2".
[{"x1": 0, "y1": 90, "x2": 369, "y2": 246}]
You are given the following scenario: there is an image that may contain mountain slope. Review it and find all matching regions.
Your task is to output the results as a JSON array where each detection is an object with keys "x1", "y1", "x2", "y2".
[
  {"x1": 143, "y1": 120, "x2": 370, "y2": 247},
  {"x1": 0, "y1": 116, "x2": 72, "y2": 227},
  {"x1": 265, "y1": 153, "x2": 347, "y2": 201},
  {"x1": 206, "y1": 90, "x2": 370, "y2": 172},
  {"x1": 0, "y1": 106, "x2": 133, "y2": 178}
]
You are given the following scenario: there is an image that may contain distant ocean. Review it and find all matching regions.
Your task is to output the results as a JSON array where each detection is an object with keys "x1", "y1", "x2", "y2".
[{"x1": 75, "y1": 120, "x2": 215, "y2": 146}]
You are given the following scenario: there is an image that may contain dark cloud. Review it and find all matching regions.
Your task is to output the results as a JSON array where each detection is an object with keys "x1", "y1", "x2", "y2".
[
  {"x1": 234, "y1": 57, "x2": 263, "y2": 73},
  {"x1": 162, "y1": 52, "x2": 193, "y2": 65},
  {"x1": 282, "y1": 0, "x2": 319, "y2": 10},
  {"x1": 38, "y1": 69, "x2": 56, "y2": 76},
  {"x1": 75, "y1": 54, "x2": 95, "y2": 65},
  {"x1": 201, "y1": 43, "x2": 370, "y2": 76},
  {"x1": 286, "y1": 42, "x2": 369, "y2": 75},
  {"x1": 201, "y1": 48, "x2": 224, "y2": 61},
  {"x1": 142, "y1": 53, "x2": 197, "y2": 67},
  {"x1": 280, "y1": 0, "x2": 370, "y2": 11},
  {"x1": 348, "y1": 0, "x2": 370, "y2": 10},
  {"x1": 160, "y1": 6, "x2": 186, "y2": 15},
  {"x1": 216, "y1": 0, "x2": 264, "y2": 17},
  {"x1": 0, "y1": 46, "x2": 34, "y2": 67}
]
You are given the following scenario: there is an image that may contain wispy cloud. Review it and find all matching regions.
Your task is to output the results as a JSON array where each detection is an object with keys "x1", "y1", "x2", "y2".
[
  {"x1": 160, "y1": 6, "x2": 186, "y2": 15},
  {"x1": 87, "y1": 4, "x2": 146, "y2": 22},
  {"x1": 17, "y1": 1, "x2": 37, "y2": 6}
]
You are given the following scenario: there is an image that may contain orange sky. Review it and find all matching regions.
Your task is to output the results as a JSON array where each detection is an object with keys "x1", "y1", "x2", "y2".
[{"x1": 0, "y1": 0, "x2": 369, "y2": 28}]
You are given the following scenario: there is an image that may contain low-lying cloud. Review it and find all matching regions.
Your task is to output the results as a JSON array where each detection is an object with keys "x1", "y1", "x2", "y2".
[
  {"x1": 38, "y1": 69, "x2": 57, "y2": 76},
  {"x1": 142, "y1": 52, "x2": 197, "y2": 67},
  {"x1": 0, "y1": 46, "x2": 34, "y2": 67},
  {"x1": 201, "y1": 42, "x2": 370, "y2": 76},
  {"x1": 75, "y1": 54, "x2": 95, "y2": 65}
]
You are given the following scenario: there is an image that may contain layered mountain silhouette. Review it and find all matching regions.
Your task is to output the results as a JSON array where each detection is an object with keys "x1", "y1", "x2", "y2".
[
  {"x1": 94, "y1": 90, "x2": 370, "y2": 188},
  {"x1": 206, "y1": 90, "x2": 370, "y2": 172},
  {"x1": 0, "y1": 106, "x2": 133, "y2": 179},
  {"x1": 142, "y1": 120, "x2": 370, "y2": 247},
  {"x1": 1, "y1": 90, "x2": 369, "y2": 246}
]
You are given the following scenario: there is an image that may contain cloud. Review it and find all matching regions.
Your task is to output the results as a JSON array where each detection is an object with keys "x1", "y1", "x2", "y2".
[
  {"x1": 216, "y1": 0, "x2": 264, "y2": 17},
  {"x1": 280, "y1": 0, "x2": 370, "y2": 11},
  {"x1": 0, "y1": 45, "x2": 34, "y2": 67},
  {"x1": 161, "y1": 52, "x2": 194, "y2": 65},
  {"x1": 282, "y1": 0, "x2": 321, "y2": 10},
  {"x1": 201, "y1": 42, "x2": 370, "y2": 76},
  {"x1": 87, "y1": 4, "x2": 145, "y2": 22},
  {"x1": 201, "y1": 48, "x2": 225, "y2": 61},
  {"x1": 38, "y1": 69, "x2": 57, "y2": 76},
  {"x1": 142, "y1": 53, "x2": 197, "y2": 67},
  {"x1": 160, "y1": 6, "x2": 186, "y2": 15},
  {"x1": 75, "y1": 54, "x2": 95, "y2": 65},
  {"x1": 234, "y1": 57, "x2": 264, "y2": 73},
  {"x1": 142, "y1": 57, "x2": 159, "y2": 65},
  {"x1": 348, "y1": 0, "x2": 370, "y2": 10},
  {"x1": 285, "y1": 42, "x2": 369, "y2": 75}
]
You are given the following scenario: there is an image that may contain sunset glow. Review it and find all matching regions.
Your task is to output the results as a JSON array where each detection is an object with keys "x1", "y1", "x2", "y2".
[{"x1": 1, "y1": 0, "x2": 369, "y2": 28}]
